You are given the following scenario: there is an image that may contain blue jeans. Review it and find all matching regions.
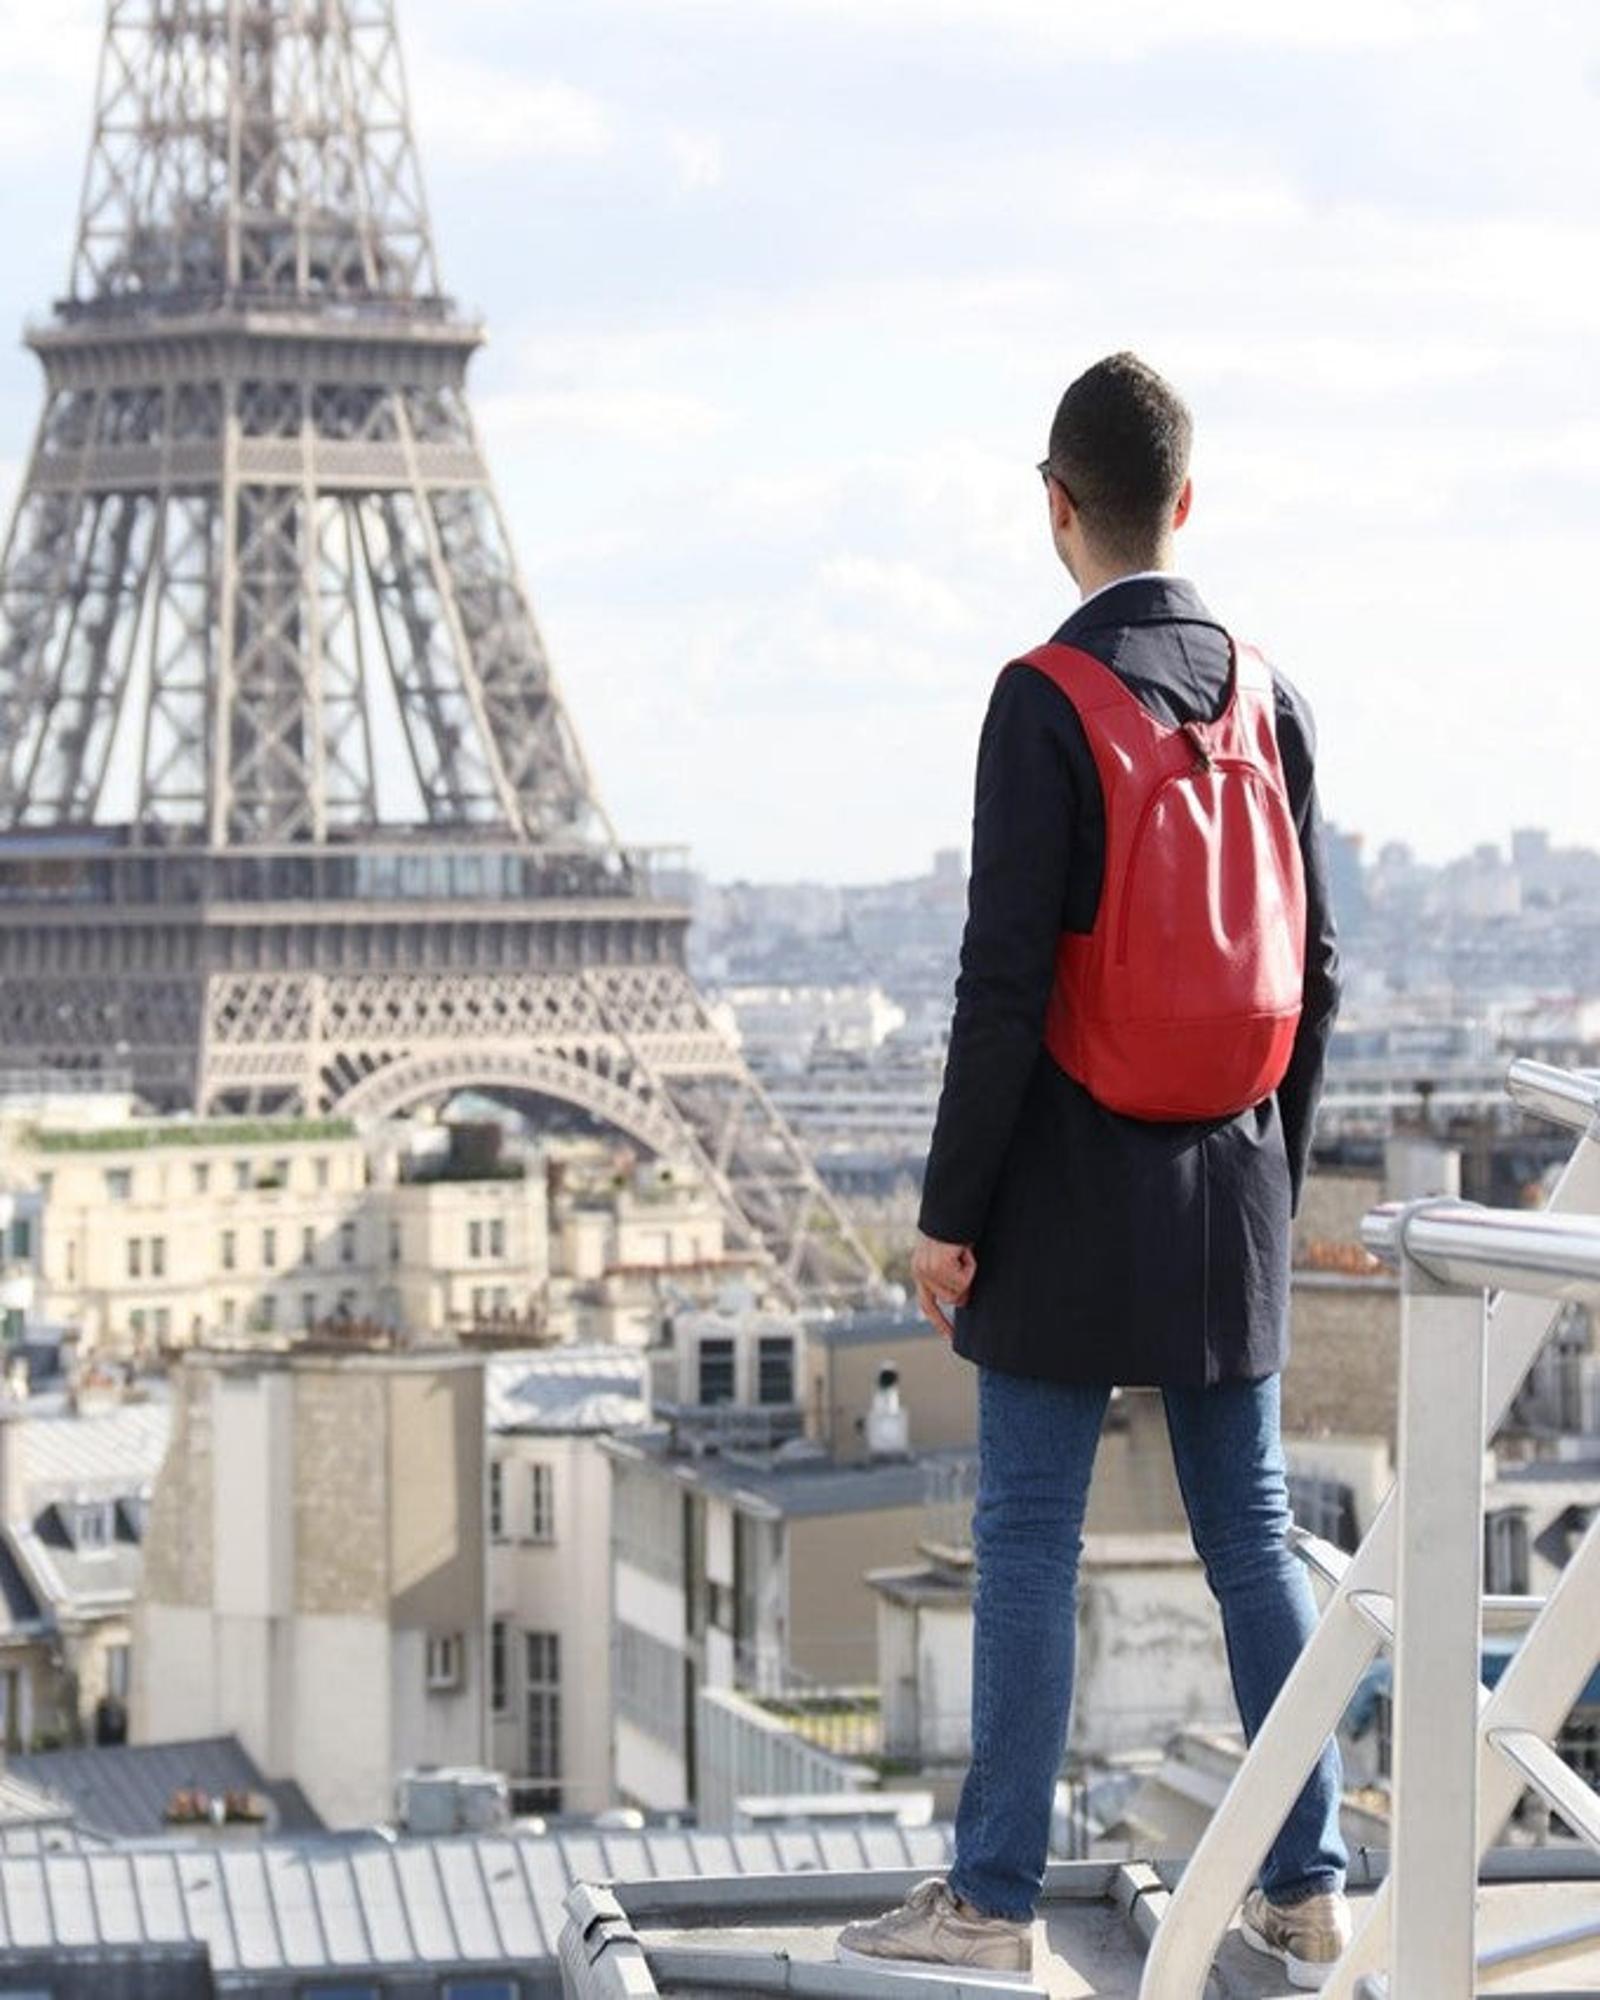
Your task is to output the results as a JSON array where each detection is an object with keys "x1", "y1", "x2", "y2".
[{"x1": 949, "y1": 1369, "x2": 1347, "y2": 1921}]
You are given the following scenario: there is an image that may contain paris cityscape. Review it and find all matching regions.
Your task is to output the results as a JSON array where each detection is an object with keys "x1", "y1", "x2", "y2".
[{"x1": 0, "y1": 3, "x2": 1597, "y2": 1996}]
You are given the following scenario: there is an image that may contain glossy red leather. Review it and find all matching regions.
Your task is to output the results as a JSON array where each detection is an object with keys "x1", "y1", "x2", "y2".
[{"x1": 1019, "y1": 637, "x2": 1307, "y2": 1122}]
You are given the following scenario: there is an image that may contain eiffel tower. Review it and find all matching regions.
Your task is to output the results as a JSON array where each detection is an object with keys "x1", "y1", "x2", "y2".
[{"x1": 0, "y1": 0, "x2": 880, "y2": 1303}]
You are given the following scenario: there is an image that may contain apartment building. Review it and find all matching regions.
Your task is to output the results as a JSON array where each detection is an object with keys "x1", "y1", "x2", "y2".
[
  {"x1": 134, "y1": 1341, "x2": 487, "y2": 1829},
  {"x1": 0, "y1": 1385, "x2": 172, "y2": 1749},
  {"x1": 485, "y1": 1346, "x2": 649, "y2": 1816},
  {"x1": 11, "y1": 1117, "x2": 547, "y2": 1355},
  {"x1": 546, "y1": 1152, "x2": 735, "y2": 1346}
]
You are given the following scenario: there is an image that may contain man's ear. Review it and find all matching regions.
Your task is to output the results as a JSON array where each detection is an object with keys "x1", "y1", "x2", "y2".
[
  {"x1": 1172, "y1": 475, "x2": 1194, "y2": 530},
  {"x1": 1049, "y1": 479, "x2": 1075, "y2": 538}
]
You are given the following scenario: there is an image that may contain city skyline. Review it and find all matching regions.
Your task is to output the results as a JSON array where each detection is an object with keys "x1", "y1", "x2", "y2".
[{"x1": 1, "y1": 1, "x2": 1598, "y2": 886}]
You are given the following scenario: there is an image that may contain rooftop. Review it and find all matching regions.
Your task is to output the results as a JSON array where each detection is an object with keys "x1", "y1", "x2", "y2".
[
  {"x1": 0, "y1": 1819, "x2": 951, "y2": 1985},
  {"x1": 7, "y1": 1737, "x2": 322, "y2": 1843},
  {"x1": 561, "y1": 1851, "x2": 1600, "y2": 1999},
  {"x1": 26, "y1": 1117, "x2": 357, "y2": 1154},
  {"x1": 485, "y1": 1345, "x2": 651, "y2": 1435},
  {"x1": 606, "y1": 1430, "x2": 976, "y2": 1519}
]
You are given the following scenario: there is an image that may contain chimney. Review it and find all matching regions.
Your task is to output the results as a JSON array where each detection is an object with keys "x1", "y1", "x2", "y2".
[{"x1": 866, "y1": 1362, "x2": 910, "y2": 1461}]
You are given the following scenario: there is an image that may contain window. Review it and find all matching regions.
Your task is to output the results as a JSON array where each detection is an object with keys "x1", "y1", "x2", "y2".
[
  {"x1": 76, "y1": 1502, "x2": 115, "y2": 1551},
  {"x1": 491, "y1": 1619, "x2": 509, "y2": 1714},
  {"x1": 529, "y1": 1462, "x2": 555, "y2": 1545},
  {"x1": 129, "y1": 1308, "x2": 146, "y2": 1343},
  {"x1": 489, "y1": 1459, "x2": 505, "y2": 1539},
  {"x1": 221, "y1": 1297, "x2": 236, "y2": 1329},
  {"x1": 426, "y1": 1632, "x2": 463, "y2": 1690},
  {"x1": 154, "y1": 1307, "x2": 170, "y2": 1343},
  {"x1": 444, "y1": 1982, "x2": 517, "y2": 2000},
  {"x1": 272, "y1": 1157, "x2": 291, "y2": 1188},
  {"x1": 262, "y1": 1226, "x2": 277, "y2": 1270},
  {"x1": 315, "y1": 1157, "x2": 330, "y2": 1191},
  {"x1": 221, "y1": 1229, "x2": 236, "y2": 1272},
  {"x1": 259, "y1": 1295, "x2": 277, "y2": 1332},
  {"x1": 65, "y1": 1239, "x2": 77, "y2": 1283},
  {"x1": 525, "y1": 1631, "x2": 561, "y2": 1795},
  {"x1": 302, "y1": 1292, "x2": 318, "y2": 1329},
  {"x1": 698, "y1": 1336, "x2": 736, "y2": 1406},
  {"x1": 192, "y1": 1162, "x2": 210, "y2": 1195},
  {"x1": 489, "y1": 1216, "x2": 506, "y2": 1259},
  {"x1": 302, "y1": 1225, "x2": 316, "y2": 1266},
  {"x1": 389, "y1": 1220, "x2": 401, "y2": 1264},
  {"x1": 614, "y1": 1622, "x2": 684, "y2": 1750},
  {"x1": 105, "y1": 1169, "x2": 131, "y2": 1202},
  {"x1": 468, "y1": 1219, "x2": 483, "y2": 1259},
  {"x1": 106, "y1": 1643, "x2": 130, "y2": 1700},
  {"x1": 233, "y1": 1160, "x2": 251, "y2": 1191},
  {"x1": 339, "y1": 1221, "x2": 356, "y2": 1266},
  {"x1": 1287, "y1": 1472, "x2": 1361, "y2": 1553},
  {"x1": 1486, "y1": 1508, "x2": 1531, "y2": 1595},
  {"x1": 151, "y1": 1236, "x2": 166, "y2": 1279},
  {"x1": 757, "y1": 1336, "x2": 795, "y2": 1406},
  {"x1": 9, "y1": 1215, "x2": 32, "y2": 1260},
  {"x1": 127, "y1": 1238, "x2": 142, "y2": 1279}
]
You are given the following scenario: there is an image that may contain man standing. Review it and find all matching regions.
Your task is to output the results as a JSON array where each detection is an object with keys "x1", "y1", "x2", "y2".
[{"x1": 837, "y1": 354, "x2": 1349, "y2": 1991}]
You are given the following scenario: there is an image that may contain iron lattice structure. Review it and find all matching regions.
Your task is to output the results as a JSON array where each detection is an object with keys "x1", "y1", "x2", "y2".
[{"x1": 0, "y1": 0, "x2": 879, "y2": 1303}]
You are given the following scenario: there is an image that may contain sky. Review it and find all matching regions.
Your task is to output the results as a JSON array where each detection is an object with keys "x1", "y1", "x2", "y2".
[{"x1": 1, "y1": 0, "x2": 1598, "y2": 882}]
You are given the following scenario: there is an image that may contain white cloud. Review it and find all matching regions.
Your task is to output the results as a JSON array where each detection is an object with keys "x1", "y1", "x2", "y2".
[
  {"x1": 0, "y1": 0, "x2": 100, "y2": 161},
  {"x1": 678, "y1": 0, "x2": 1480, "y2": 55},
  {"x1": 477, "y1": 385, "x2": 726, "y2": 448},
  {"x1": 667, "y1": 128, "x2": 725, "y2": 194},
  {"x1": 409, "y1": 57, "x2": 614, "y2": 166}
]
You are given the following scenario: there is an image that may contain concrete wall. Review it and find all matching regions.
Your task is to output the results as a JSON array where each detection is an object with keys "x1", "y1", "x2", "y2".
[
  {"x1": 135, "y1": 1349, "x2": 485, "y2": 1829},
  {"x1": 1072, "y1": 1538, "x2": 1234, "y2": 1759},
  {"x1": 787, "y1": 1503, "x2": 937, "y2": 1684},
  {"x1": 1282, "y1": 1276, "x2": 1401, "y2": 1447},
  {"x1": 489, "y1": 1431, "x2": 616, "y2": 1814},
  {"x1": 808, "y1": 1330, "x2": 976, "y2": 1464}
]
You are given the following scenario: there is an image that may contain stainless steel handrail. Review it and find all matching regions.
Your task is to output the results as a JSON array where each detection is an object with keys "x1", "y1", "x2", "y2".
[
  {"x1": 1361, "y1": 1198, "x2": 1600, "y2": 1300},
  {"x1": 1506, "y1": 1057, "x2": 1600, "y2": 1134}
]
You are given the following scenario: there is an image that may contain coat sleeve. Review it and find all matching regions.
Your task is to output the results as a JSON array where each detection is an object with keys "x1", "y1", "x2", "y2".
[
  {"x1": 917, "y1": 665, "x2": 1079, "y2": 1245},
  {"x1": 1272, "y1": 675, "x2": 1342, "y2": 1215}
]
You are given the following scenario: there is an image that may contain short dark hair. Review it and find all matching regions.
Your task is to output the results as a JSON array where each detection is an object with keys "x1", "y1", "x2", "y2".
[{"x1": 1046, "y1": 352, "x2": 1192, "y2": 563}]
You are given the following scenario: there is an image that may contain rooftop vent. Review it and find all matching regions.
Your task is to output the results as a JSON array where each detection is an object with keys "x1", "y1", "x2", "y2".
[{"x1": 866, "y1": 1362, "x2": 910, "y2": 1461}]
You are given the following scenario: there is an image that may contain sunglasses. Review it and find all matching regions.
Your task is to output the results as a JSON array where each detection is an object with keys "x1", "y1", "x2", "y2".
[{"x1": 1037, "y1": 460, "x2": 1074, "y2": 505}]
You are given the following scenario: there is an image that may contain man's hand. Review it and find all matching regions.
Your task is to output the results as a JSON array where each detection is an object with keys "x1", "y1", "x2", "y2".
[{"x1": 911, "y1": 1230, "x2": 976, "y2": 1341}]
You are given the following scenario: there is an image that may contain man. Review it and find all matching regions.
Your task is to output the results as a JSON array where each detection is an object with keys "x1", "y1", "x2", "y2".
[{"x1": 837, "y1": 354, "x2": 1349, "y2": 1991}]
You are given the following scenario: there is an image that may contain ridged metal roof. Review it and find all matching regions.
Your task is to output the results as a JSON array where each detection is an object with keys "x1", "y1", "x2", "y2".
[
  {"x1": 0, "y1": 1821, "x2": 955, "y2": 1975},
  {"x1": 484, "y1": 1346, "x2": 649, "y2": 1435}
]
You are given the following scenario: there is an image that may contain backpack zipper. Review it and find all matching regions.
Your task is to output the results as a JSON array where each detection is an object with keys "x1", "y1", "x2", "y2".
[{"x1": 1113, "y1": 758, "x2": 1279, "y2": 966}]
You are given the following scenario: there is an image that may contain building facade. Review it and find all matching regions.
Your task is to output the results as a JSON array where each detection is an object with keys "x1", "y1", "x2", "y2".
[
  {"x1": 134, "y1": 1343, "x2": 487, "y2": 1829},
  {"x1": 11, "y1": 1117, "x2": 548, "y2": 1356}
]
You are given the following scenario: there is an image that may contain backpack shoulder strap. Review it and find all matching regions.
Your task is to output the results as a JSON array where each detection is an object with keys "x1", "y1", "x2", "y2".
[
  {"x1": 1229, "y1": 636, "x2": 1275, "y2": 698},
  {"x1": 1013, "y1": 641, "x2": 1140, "y2": 715}
]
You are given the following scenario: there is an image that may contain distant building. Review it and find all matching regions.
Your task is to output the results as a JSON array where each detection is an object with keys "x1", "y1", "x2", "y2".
[
  {"x1": 547, "y1": 1153, "x2": 732, "y2": 1346},
  {"x1": 134, "y1": 1342, "x2": 487, "y2": 1829},
  {"x1": 11, "y1": 1116, "x2": 548, "y2": 1356},
  {"x1": 485, "y1": 1346, "x2": 650, "y2": 1816},
  {"x1": 0, "y1": 1386, "x2": 171, "y2": 1751}
]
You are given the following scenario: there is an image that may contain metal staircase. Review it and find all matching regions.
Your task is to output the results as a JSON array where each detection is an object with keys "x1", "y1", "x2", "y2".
[{"x1": 1139, "y1": 1057, "x2": 1600, "y2": 1997}]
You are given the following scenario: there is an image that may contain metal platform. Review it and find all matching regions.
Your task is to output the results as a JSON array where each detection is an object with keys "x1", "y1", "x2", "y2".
[{"x1": 558, "y1": 1852, "x2": 1600, "y2": 1999}]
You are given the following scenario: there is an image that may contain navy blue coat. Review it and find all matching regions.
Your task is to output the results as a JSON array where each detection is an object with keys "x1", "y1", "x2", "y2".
[{"x1": 918, "y1": 576, "x2": 1341, "y2": 1386}]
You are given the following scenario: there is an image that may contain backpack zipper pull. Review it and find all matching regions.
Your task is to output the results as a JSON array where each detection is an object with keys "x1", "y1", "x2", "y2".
[{"x1": 1181, "y1": 723, "x2": 1214, "y2": 772}]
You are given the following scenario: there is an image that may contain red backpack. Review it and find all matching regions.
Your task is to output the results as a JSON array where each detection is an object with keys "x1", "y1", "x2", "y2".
[{"x1": 1018, "y1": 636, "x2": 1307, "y2": 1122}]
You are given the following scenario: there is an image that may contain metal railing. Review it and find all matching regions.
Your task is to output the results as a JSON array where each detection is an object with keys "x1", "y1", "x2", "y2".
[{"x1": 1139, "y1": 1058, "x2": 1600, "y2": 1999}]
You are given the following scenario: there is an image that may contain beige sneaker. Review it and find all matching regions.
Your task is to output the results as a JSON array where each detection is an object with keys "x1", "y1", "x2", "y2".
[
  {"x1": 1239, "y1": 1887, "x2": 1352, "y2": 1990},
  {"x1": 836, "y1": 1877, "x2": 1034, "y2": 1985}
]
